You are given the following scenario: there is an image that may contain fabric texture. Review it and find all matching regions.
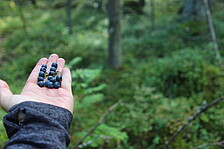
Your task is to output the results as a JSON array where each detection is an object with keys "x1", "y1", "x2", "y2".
[{"x1": 3, "y1": 101, "x2": 73, "y2": 149}]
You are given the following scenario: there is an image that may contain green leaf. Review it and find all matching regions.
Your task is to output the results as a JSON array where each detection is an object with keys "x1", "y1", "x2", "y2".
[
  {"x1": 79, "y1": 93, "x2": 104, "y2": 108},
  {"x1": 72, "y1": 68, "x2": 101, "y2": 84},
  {"x1": 95, "y1": 124, "x2": 128, "y2": 143},
  {"x1": 201, "y1": 114, "x2": 209, "y2": 123},
  {"x1": 66, "y1": 57, "x2": 82, "y2": 69},
  {"x1": 153, "y1": 136, "x2": 160, "y2": 145},
  {"x1": 84, "y1": 84, "x2": 107, "y2": 94}
]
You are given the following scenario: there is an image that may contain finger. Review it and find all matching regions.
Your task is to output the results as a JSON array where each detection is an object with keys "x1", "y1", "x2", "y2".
[
  {"x1": 0, "y1": 80, "x2": 13, "y2": 111},
  {"x1": 61, "y1": 67, "x2": 72, "y2": 92},
  {"x1": 57, "y1": 58, "x2": 65, "y2": 72},
  {"x1": 47, "y1": 54, "x2": 59, "y2": 72},
  {"x1": 26, "y1": 57, "x2": 48, "y2": 84}
]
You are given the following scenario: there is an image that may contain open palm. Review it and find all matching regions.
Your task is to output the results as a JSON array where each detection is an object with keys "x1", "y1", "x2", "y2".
[{"x1": 0, "y1": 54, "x2": 74, "y2": 113}]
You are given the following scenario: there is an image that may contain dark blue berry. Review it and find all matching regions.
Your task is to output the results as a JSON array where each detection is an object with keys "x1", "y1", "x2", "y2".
[
  {"x1": 39, "y1": 71, "x2": 45, "y2": 77},
  {"x1": 49, "y1": 71, "x2": 55, "y2": 76},
  {"x1": 49, "y1": 77, "x2": 56, "y2": 83},
  {"x1": 45, "y1": 80, "x2": 51, "y2": 87},
  {"x1": 53, "y1": 82, "x2": 61, "y2": 89},
  {"x1": 38, "y1": 81, "x2": 45, "y2": 87},
  {"x1": 48, "y1": 82, "x2": 54, "y2": 88},
  {"x1": 56, "y1": 75, "x2": 62, "y2": 82},
  {"x1": 52, "y1": 62, "x2": 58, "y2": 68},
  {"x1": 38, "y1": 77, "x2": 44, "y2": 81},
  {"x1": 48, "y1": 76, "x2": 53, "y2": 80},
  {"x1": 40, "y1": 67, "x2": 46, "y2": 72},
  {"x1": 45, "y1": 81, "x2": 53, "y2": 88},
  {"x1": 42, "y1": 64, "x2": 47, "y2": 68},
  {"x1": 50, "y1": 67, "x2": 56, "y2": 72}
]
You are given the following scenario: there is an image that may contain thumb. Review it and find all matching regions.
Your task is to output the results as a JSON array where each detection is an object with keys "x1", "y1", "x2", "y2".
[{"x1": 0, "y1": 80, "x2": 13, "y2": 111}]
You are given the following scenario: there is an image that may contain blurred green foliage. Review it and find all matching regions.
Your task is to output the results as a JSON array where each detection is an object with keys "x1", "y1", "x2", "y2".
[
  {"x1": 66, "y1": 57, "x2": 128, "y2": 148},
  {"x1": 0, "y1": 0, "x2": 224, "y2": 149},
  {"x1": 143, "y1": 49, "x2": 223, "y2": 98}
]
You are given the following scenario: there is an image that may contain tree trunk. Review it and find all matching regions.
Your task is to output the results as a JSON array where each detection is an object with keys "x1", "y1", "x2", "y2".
[
  {"x1": 66, "y1": 0, "x2": 72, "y2": 35},
  {"x1": 181, "y1": 0, "x2": 206, "y2": 22},
  {"x1": 30, "y1": 0, "x2": 37, "y2": 8},
  {"x1": 203, "y1": 0, "x2": 222, "y2": 67},
  {"x1": 139, "y1": 0, "x2": 145, "y2": 7},
  {"x1": 107, "y1": 0, "x2": 121, "y2": 69}
]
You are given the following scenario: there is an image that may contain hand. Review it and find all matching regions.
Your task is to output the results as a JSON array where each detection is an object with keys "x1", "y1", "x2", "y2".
[{"x1": 0, "y1": 54, "x2": 74, "y2": 113}]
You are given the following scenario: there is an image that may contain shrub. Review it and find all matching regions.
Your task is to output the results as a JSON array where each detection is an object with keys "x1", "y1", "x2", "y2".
[{"x1": 142, "y1": 49, "x2": 222, "y2": 98}]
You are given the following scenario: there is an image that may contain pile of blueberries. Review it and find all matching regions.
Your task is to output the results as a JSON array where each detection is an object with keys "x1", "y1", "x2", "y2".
[{"x1": 37, "y1": 62, "x2": 62, "y2": 89}]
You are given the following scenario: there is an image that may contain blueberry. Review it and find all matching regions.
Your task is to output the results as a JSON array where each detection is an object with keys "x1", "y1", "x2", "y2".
[
  {"x1": 49, "y1": 71, "x2": 55, "y2": 76},
  {"x1": 53, "y1": 82, "x2": 61, "y2": 89},
  {"x1": 39, "y1": 71, "x2": 45, "y2": 77},
  {"x1": 38, "y1": 77, "x2": 44, "y2": 81},
  {"x1": 50, "y1": 67, "x2": 56, "y2": 72},
  {"x1": 40, "y1": 67, "x2": 46, "y2": 72},
  {"x1": 49, "y1": 77, "x2": 56, "y2": 83},
  {"x1": 48, "y1": 82, "x2": 54, "y2": 88},
  {"x1": 52, "y1": 62, "x2": 58, "y2": 68},
  {"x1": 56, "y1": 75, "x2": 62, "y2": 82},
  {"x1": 38, "y1": 81, "x2": 45, "y2": 87},
  {"x1": 48, "y1": 76, "x2": 53, "y2": 80},
  {"x1": 45, "y1": 80, "x2": 51, "y2": 87},
  {"x1": 41, "y1": 64, "x2": 47, "y2": 68},
  {"x1": 45, "y1": 80, "x2": 53, "y2": 88}
]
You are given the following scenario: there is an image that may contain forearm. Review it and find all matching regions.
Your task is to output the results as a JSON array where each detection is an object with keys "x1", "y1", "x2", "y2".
[{"x1": 3, "y1": 101, "x2": 72, "y2": 149}]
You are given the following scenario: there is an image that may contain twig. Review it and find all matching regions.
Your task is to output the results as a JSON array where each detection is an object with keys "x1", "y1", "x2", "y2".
[
  {"x1": 203, "y1": 0, "x2": 222, "y2": 67},
  {"x1": 192, "y1": 140, "x2": 224, "y2": 149},
  {"x1": 73, "y1": 100, "x2": 122, "y2": 149},
  {"x1": 164, "y1": 96, "x2": 224, "y2": 149}
]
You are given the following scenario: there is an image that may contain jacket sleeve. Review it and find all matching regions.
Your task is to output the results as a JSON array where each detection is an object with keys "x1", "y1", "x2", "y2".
[{"x1": 3, "y1": 101, "x2": 73, "y2": 149}]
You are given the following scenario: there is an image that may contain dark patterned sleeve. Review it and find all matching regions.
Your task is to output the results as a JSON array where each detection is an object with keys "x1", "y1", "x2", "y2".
[{"x1": 3, "y1": 101, "x2": 73, "y2": 149}]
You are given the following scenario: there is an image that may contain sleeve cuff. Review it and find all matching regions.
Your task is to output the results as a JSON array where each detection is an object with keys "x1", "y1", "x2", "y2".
[{"x1": 3, "y1": 101, "x2": 73, "y2": 139}]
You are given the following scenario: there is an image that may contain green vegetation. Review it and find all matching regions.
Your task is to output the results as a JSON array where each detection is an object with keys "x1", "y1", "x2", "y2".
[{"x1": 0, "y1": 0, "x2": 224, "y2": 148}]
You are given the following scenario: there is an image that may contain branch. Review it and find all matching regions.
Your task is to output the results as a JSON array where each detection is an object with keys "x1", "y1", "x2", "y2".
[
  {"x1": 203, "y1": 0, "x2": 222, "y2": 66},
  {"x1": 164, "y1": 96, "x2": 224, "y2": 149},
  {"x1": 192, "y1": 140, "x2": 224, "y2": 149},
  {"x1": 73, "y1": 100, "x2": 122, "y2": 149}
]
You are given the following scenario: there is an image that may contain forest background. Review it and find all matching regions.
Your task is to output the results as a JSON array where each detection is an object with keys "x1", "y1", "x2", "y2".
[{"x1": 0, "y1": 0, "x2": 224, "y2": 148}]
